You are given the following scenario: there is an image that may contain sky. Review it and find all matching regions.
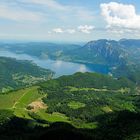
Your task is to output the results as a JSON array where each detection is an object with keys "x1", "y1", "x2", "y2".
[{"x1": 0, "y1": 0, "x2": 140, "y2": 42}]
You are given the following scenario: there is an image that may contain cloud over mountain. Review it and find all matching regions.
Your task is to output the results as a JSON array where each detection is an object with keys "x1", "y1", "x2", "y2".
[
  {"x1": 78, "y1": 25, "x2": 95, "y2": 34},
  {"x1": 100, "y1": 2, "x2": 140, "y2": 30}
]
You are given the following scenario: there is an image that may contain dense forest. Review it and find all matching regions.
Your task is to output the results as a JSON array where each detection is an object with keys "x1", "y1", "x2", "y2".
[{"x1": 40, "y1": 72, "x2": 136, "y2": 124}]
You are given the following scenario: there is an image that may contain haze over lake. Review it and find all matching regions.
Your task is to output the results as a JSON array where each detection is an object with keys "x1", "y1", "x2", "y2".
[{"x1": 0, "y1": 51, "x2": 109, "y2": 77}]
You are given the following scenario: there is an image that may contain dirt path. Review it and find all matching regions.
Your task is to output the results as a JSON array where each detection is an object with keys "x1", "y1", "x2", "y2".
[{"x1": 12, "y1": 88, "x2": 33, "y2": 109}]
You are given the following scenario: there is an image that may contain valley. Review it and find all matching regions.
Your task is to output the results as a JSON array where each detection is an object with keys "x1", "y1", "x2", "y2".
[
  {"x1": 1, "y1": 39, "x2": 140, "y2": 66},
  {"x1": 0, "y1": 39, "x2": 140, "y2": 140},
  {"x1": 0, "y1": 0, "x2": 140, "y2": 139},
  {"x1": 0, "y1": 50, "x2": 110, "y2": 77},
  {"x1": 1, "y1": 39, "x2": 140, "y2": 80}
]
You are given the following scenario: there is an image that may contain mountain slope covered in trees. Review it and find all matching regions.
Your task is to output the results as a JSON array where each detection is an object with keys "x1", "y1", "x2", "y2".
[
  {"x1": 0, "y1": 57, "x2": 54, "y2": 93},
  {"x1": 59, "y1": 39, "x2": 140, "y2": 66},
  {"x1": 0, "y1": 72, "x2": 139, "y2": 139}
]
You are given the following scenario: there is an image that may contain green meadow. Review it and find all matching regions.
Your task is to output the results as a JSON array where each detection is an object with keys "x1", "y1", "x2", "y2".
[{"x1": 0, "y1": 86, "x2": 70, "y2": 123}]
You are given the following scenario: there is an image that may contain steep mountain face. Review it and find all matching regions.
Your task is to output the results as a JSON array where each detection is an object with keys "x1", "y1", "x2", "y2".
[
  {"x1": 60, "y1": 39, "x2": 140, "y2": 66},
  {"x1": 62, "y1": 39, "x2": 126, "y2": 66},
  {"x1": 83, "y1": 39, "x2": 125, "y2": 65},
  {"x1": 119, "y1": 39, "x2": 140, "y2": 64}
]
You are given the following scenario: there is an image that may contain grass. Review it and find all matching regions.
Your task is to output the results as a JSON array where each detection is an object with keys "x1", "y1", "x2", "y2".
[
  {"x1": 0, "y1": 85, "x2": 114, "y2": 128},
  {"x1": 102, "y1": 106, "x2": 113, "y2": 113},
  {"x1": 13, "y1": 108, "x2": 33, "y2": 119},
  {"x1": 36, "y1": 110, "x2": 70, "y2": 123},
  {"x1": 68, "y1": 101, "x2": 85, "y2": 109},
  {"x1": 0, "y1": 89, "x2": 27, "y2": 109},
  {"x1": 67, "y1": 86, "x2": 130, "y2": 93},
  {"x1": 0, "y1": 86, "x2": 70, "y2": 124},
  {"x1": 0, "y1": 86, "x2": 48, "y2": 120},
  {"x1": 12, "y1": 86, "x2": 48, "y2": 119},
  {"x1": 15, "y1": 86, "x2": 42, "y2": 108}
]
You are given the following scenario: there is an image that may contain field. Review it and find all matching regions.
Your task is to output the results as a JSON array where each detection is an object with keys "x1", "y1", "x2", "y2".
[
  {"x1": 0, "y1": 86, "x2": 70, "y2": 123},
  {"x1": 36, "y1": 110, "x2": 69, "y2": 122},
  {"x1": 0, "y1": 87, "x2": 40, "y2": 109},
  {"x1": 68, "y1": 101, "x2": 85, "y2": 109},
  {"x1": 0, "y1": 89, "x2": 27, "y2": 109}
]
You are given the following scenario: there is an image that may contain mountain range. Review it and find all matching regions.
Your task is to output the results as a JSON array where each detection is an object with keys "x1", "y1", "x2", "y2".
[
  {"x1": 1, "y1": 39, "x2": 140, "y2": 66},
  {"x1": 60, "y1": 39, "x2": 140, "y2": 66}
]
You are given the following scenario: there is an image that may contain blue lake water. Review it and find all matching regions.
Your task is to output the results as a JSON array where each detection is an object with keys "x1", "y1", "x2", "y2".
[{"x1": 0, "y1": 51, "x2": 110, "y2": 77}]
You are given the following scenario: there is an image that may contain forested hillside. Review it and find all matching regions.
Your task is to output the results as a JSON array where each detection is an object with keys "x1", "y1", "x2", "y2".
[
  {"x1": 0, "y1": 57, "x2": 54, "y2": 93},
  {"x1": 0, "y1": 72, "x2": 139, "y2": 139},
  {"x1": 40, "y1": 72, "x2": 136, "y2": 124}
]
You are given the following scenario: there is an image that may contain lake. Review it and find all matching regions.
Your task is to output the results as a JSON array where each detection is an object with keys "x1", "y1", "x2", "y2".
[{"x1": 0, "y1": 51, "x2": 110, "y2": 77}]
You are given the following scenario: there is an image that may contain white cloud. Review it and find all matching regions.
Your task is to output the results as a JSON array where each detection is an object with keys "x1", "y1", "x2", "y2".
[
  {"x1": 100, "y1": 2, "x2": 140, "y2": 30},
  {"x1": 52, "y1": 28, "x2": 75, "y2": 34},
  {"x1": 53, "y1": 28, "x2": 64, "y2": 33},
  {"x1": 0, "y1": 0, "x2": 94, "y2": 24},
  {"x1": 78, "y1": 65, "x2": 87, "y2": 73},
  {"x1": 66, "y1": 29, "x2": 76, "y2": 34},
  {"x1": 52, "y1": 26, "x2": 95, "y2": 34},
  {"x1": 20, "y1": 0, "x2": 66, "y2": 11},
  {"x1": 78, "y1": 25, "x2": 95, "y2": 34},
  {"x1": 18, "y1": 0, "x2": 94, "y2": 21},
  {"x1": 0, "y1": 4, "x2": 42, "y2": 21}
]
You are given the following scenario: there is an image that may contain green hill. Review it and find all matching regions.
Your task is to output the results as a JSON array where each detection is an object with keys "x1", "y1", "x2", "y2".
[
  {"x1": 0, "y1": 57, "x2": 54, "y2": 93},
  {"x1": 0, "y1": 72, "x2": 139, "y2": 139},
  {"x1": 40, "y1": 72, "x2": 136, "y2": 124}
]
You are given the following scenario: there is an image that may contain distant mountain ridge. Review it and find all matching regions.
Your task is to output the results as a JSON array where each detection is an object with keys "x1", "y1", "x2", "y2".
[
  {"x1": 81, "y1": 39, "x2": 125, "y2": 65},
  {"x1": 60, "y1": 39, "x2": 140, "y2": 66},
  {"x1": 0, "y1": 39, "x2": 140, "y2": 66}
]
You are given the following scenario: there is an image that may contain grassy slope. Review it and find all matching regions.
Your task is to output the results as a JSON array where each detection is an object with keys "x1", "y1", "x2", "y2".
[
  {"x1": 0, "y1": 86, "x2": 69, "y2": 122},
  {"x1": 0, "y1": 72, "x2": 140, "y2": 140},
  {"x1": 0, "y1": 89, "x2": 24, "y2": 109},
  {"x1": 0, "y1": 72, "x2": 138, "y2": 129},
  {"x1": 0, "y1": 87, "x2": 39, "y2": 109},
  {"x1": 0, "y1": 87, "x2": 39, "y2": 118}
]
